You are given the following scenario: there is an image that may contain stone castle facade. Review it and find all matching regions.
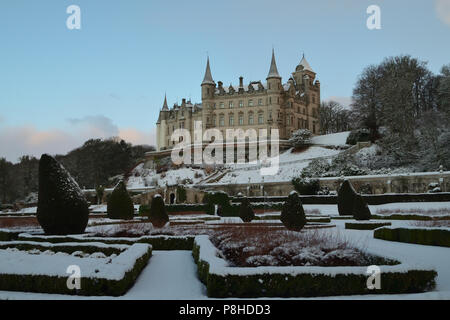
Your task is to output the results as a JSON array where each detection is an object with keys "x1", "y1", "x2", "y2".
[{"x1": 156, "y1": 50, "x2": 321, "y2": 151}]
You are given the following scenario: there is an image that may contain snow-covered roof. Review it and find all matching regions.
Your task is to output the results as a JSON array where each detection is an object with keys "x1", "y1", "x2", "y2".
[{"x1": 298, "y1": 56, "x2": 314, "y2": 73}]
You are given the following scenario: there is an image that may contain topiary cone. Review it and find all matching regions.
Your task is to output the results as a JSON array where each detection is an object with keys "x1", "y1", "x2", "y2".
[
  {"x1": 337, "y1": 180, "x2": 357, "y2": 216},
  {"x1": 148, "y1": 194, "x2": 169, "y2": 228},
  {"x1": 239, "y1": 197, "x2": 255, "y2": 222},
  {"x1": 280, "y1": 191, "x2": 307, "y2": 231},
  {"x1": 37, "y1": 154, "x2": 89, "y2": 235},
  {"x1": 352, "y1": 194, "x2": 372, "y2": 220},
  {"x1": 107, "y1": 181, "x2": 134, "y2": 220}
]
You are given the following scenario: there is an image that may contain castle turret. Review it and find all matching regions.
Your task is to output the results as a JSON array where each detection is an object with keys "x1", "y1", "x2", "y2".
[
  {"x1": 157, "y1": 94, "x2": 169, "y2": 151},
  {"x1": 266, "y1": 49, "x2": 282, "y2": 92},
  {"x1": 201, "y1": 57, "x2": 215, "y2": 100}
]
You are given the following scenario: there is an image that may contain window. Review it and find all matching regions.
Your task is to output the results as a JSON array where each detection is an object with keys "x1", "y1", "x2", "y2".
[
  {"x1": 248, "y1": 99, "x2": 253, "y2": 107},
  {"x1": 239, "y1": 114, "x2": 244, "y2": 125},
  {"x1": 287, "y1": 116, "x2": 291, "y2": 125},
  {"x1": 219, "y1": 114, "x2": 224, "y2": 126},
  {"x1": 212, "y1": 115, "x2": 216, "y2": 125},
  {"x1": 239, "y1": 100, "x2": 244, "y2": 108},
  {"x1": 312, "y1": 95, "x2": 316, "y2": 103},
  {"x1": 229, "y1": 114, "x2": 234, "y2": 125},
  {"x1": 269, "y1": 111, "x2": 272, "y2": 119},
  {"x1": 258, "y1": 99, "x2": 263, "y2": 106},
  {"x1": 258, "y1": 113, "x2": 264, "y2": 124},
  {"x1": 269, "y1": 97, "x2": 272, "y2": 105},
  {"x1": 229, "y1": 101, "x2": 233, "y2": 108},
  {"x1": 248, "y1": 113, "x2": 254, "y2": 124},
  {"x1": 220, "y1": 102, "x2": 224, "y2": 109}
]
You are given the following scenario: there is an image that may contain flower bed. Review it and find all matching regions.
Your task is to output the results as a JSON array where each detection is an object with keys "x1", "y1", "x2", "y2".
[
  {"x1": 374, "y1": 226, "x2": 450, "y2": 247},
  {"x1": 0, "y1": 241, "x2": 152, "y2": 296},
  {"x1": 345, "y1": 221, "x2": 392, "y2": 230},
  {"x1": 192, "y1": 235, "x2": 437, "y2": 298}
]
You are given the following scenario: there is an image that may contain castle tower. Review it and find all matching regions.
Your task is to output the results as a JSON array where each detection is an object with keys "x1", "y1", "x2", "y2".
[
  {"x1": 156, "y1": 93, "x2": 169, "y2": 151},
  {"x1": 201, "y1": 57, "x2": 216, "y2": 131}
]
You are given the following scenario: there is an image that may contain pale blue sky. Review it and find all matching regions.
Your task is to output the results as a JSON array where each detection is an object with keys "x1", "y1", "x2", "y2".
[{"x1": 0, "y1": 0, "x2": 449, "y2": 161}]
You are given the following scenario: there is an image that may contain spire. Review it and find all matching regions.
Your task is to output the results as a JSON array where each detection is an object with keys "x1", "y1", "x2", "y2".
[
  {"x1": 298, "y1": 54, "x2": 314, "y2": 72},
  {"x1": 267, "y1": 48, "x2": 281, "y2": 79},
  {"x1": 162, "y1": 93, "x2": 169, "y2": 110},
  {"x1": 201, "y1": 56, "x2": 215, "y2": 85}
]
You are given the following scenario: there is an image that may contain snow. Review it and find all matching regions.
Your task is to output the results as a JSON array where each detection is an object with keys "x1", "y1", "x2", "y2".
[
  {"x1": 0, "y1": 242, "x2": 150, "y2": 280},
  {"x1": 127, "y1": 164, "x2": 205, "y2": 188},
  {"x1": 311, "y1": 131, "x2": 350, "y2": 146},
  {"x1": 216, "y1": 147, "x2": 342, "y2": 184}
]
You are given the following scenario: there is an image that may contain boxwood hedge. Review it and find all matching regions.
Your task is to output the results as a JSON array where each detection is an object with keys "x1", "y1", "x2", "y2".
[
  {"x1": 345, "y1": 222, "x2": 392, "y2": 230},
  {"x1": 193, "y1": 236, "x2": 437, "y2": 298},
  {"x1": 374, "y1": 227, "x2": 450, "y2": 247}
]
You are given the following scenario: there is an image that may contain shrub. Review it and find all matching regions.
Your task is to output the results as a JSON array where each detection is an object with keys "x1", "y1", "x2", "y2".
[
  {"x1": 289, "y1": 129, "x2": 312, "y2": 148},
  {"x1": 280, "y1": 191, "x2": 306, "y2": 231},
  {"x1": 176, "y1": 186, "x2": 187, "y2": 203},
  {"x1": 346, "y1": 128, "x2": 370, "y2": 145},
  {"x1": 107, "y1": 181, "x2": 134, "y2": 220},
  {"x1": 292, "y1": 177, "x2": 320, "y2": 195},
  {"x1": 352, "y1": 194, "x2": 372, "y2": 220},
  {"x1": 148, "y1": 194, "x2": 169, "y2": 228},
  {"x1": 37, "y1": 154, "x2": 89, "y2": 235},
  {"x1": 337, "y1": 180, "x2": 357, "y2": 216},
  {"x1": 238, "y1": 197, "x2": 255, "y2": 222},
  {"x1": 374, "y1": 227, "x2": 450, "y2": 247}
]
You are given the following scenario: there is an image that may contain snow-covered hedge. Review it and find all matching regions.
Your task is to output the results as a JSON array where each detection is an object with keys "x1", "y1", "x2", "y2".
[
  {"x1": 374, "y1": 226, "x2": 450, "y2": 247},
  {"x1": 17, "y1": 233, "x2": 195, "y2": 250},
  {"x1": 192, "y1": 235, "x2": 437, "y2": 298},
  {"x1": 0, "y1": 229, "x2": 22, "y2": 241},
  {"x1": 0, "y1": 241, "x2": 152, "y2": 296},
  {"x1": 345, "y1": 221, "x2": 392, "y2": 230}
]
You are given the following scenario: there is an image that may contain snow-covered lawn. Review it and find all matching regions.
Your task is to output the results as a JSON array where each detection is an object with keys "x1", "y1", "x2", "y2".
[{"x1": 310, "y1": 131, "x2": 350, "y2": 146}]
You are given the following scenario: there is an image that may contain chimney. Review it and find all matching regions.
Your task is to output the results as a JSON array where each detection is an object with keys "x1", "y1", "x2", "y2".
[
  {"x1": 182, "y1": 98, "x2": 186, "y2": 106},
  {"x1": 218, "y1": 81, "x2": 223, "y2": 88},
  {"x1": 239, "y1": 76, "x2": 244, "y2": 88}
]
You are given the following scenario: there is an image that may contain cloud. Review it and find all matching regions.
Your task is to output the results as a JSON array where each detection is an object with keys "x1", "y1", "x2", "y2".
[
  {"x1": 0, "y1": 115, "x2": 157, "y2": 162},
  {"x1": 436, "y1": 0, "x2": 450, "y2": 26},
  {"x1": 323, "y1": 96, "x2": 353, "y2": 109},
  {"x1": 119, "y1": 127, "x2": 156, "y2": 146}
]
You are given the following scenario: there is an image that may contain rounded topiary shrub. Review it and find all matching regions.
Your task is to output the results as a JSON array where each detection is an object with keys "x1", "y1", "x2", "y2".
[
  {"x1": 239, "y1": 197, "x2": 255, "y2": 222},
  {"x1": 37, "y1": 154, "x2": 89, "y2": 235},
  {"x1": 280, "y1": 191, "x2": 306, "y2": 231},
  {"x1": 107, "y1": 181, "x2": 134, "y2": 220},
  {"x1": 337, "y1": 180, "x2": 357, "y2": 216},
  {"x1": 352, "y1": 194, "x2": 372, "y2": 220},
  {"x1": 148, "y1": 194, "x2": 169, "y2": 228}
]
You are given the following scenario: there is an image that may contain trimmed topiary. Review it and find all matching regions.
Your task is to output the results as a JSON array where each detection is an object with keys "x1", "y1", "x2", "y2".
[
  {"x1": 37, "y1": 154, "x2": 89, "y2": 235},
  {"x1": 239, "y1": 197, "x2": 255, "y2": 222},
  {"x1": 280, "y1": 191, "x2": 307, "y2": 231},
  {"x1": 203, "y1": 191, "x2": 232, "y2": 216},
  {"x1": 148, "y1": 194, "x2": 169, "y2": 228},
  {"x1": 337, "y1": 180, "x2": 357, "y2": 216},
  {"x1": 107, "y1": 181, "x2": 134, "y2": 220},
  {"x1": 352, "y1": 194, "x2": 372, "y2": 220}
]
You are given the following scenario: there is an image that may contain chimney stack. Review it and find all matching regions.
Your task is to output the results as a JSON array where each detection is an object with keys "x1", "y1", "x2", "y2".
[{"x1": 239, "y1": 76, "x2": 244, "y2": 88}]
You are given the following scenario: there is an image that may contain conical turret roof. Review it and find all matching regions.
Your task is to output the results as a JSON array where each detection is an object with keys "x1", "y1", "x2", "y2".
[
  {"x1": 267, "y1": 49, "x2": 281, "y2": 79},
  {"x1": 201, "y1": 57, "x2": 215, "y2": 85}
]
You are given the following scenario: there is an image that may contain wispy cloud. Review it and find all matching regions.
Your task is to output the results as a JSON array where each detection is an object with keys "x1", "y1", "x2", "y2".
[
  {"x1": 436, "y1": 0, "x2": 450, "y2": 26},
  {"x1": 0, "y1": 115, "x2": 156, "y2": 162}
]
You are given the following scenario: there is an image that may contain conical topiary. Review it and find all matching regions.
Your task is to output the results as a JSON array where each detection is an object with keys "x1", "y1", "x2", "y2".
[
  {"x1": 280, "y1": 191, "x2": 307, "y2": 231},
  {"x1": 37, "y1": 154, "x2": 89, "y2": 235},
  {"x1": 352, "y1": 194, "x2": 372, "y2": 220},
  {"x1": 337, "y1": 180, "x2": 357, "y2": 216},
  {"x1": 148, "y1": 194, "x2": 169, "y2": 228},
  {"x1": 239, "y1": 197, "x2": 255, "y2": 222},
  {"x1": 107, "y1": 181, "x2": 134, "y2": 220}
]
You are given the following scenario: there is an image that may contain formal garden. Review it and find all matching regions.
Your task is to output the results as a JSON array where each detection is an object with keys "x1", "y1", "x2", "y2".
[{"x1": 0, "y1": 155, "x2": 449, "y2": 299}]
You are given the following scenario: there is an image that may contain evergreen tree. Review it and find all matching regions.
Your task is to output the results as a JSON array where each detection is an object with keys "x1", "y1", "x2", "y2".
[
  {"x1": 148, "y1": 194, "x2": 169, "y2": 228},
  {"x1": 280, "y1": 191, "x2": 306, "y2": 231},
  {"x1": 239, "y1": 197, "x2": 255, "y2": 222},
  {"x1": 352, "y1": 194, "x2": 372, "y2": 220},
  {"x1": 37, "y1": 154, "x2": 89, "y2": 235},
  {"x1": 337, "y1": 180, "x2": 357, "y2": 216},
  {"x1": 107, "y1": 181, "x2": 134, "y2": 220}
]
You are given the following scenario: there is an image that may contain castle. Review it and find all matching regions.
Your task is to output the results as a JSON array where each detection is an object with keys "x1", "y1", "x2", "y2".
[{"x1": 156, "y1": 50, "x2": 321, "y2": 151}]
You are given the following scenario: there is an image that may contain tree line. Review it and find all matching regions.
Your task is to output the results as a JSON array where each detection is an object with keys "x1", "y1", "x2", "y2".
[{"x1": 0, "y1": 138, "x2": 154, "y2": 205}]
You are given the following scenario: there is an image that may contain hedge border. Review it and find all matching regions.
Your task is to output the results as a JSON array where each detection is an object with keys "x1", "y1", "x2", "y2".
[
  {"x1": 345, "y1": 222, "x2": 392, "y2": 230},
  {"x1": 192, "y1": 236, "x2": 437, "y2": 298},
  {"x1": 374, "y1": 227, "x2": 450, "y2": 247},
  {"x1": 17, "y1": 233, "x2": 195, "y2": 251},
  {"x1": 331, "y1": 214, "x2": 450, "y2": 221},
  {"x1": 0, "y1": 229, "x2": 21, "y2": 241},
  {"x1": 0, "y1": 242, "x2": 152, "y2": 296}
]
